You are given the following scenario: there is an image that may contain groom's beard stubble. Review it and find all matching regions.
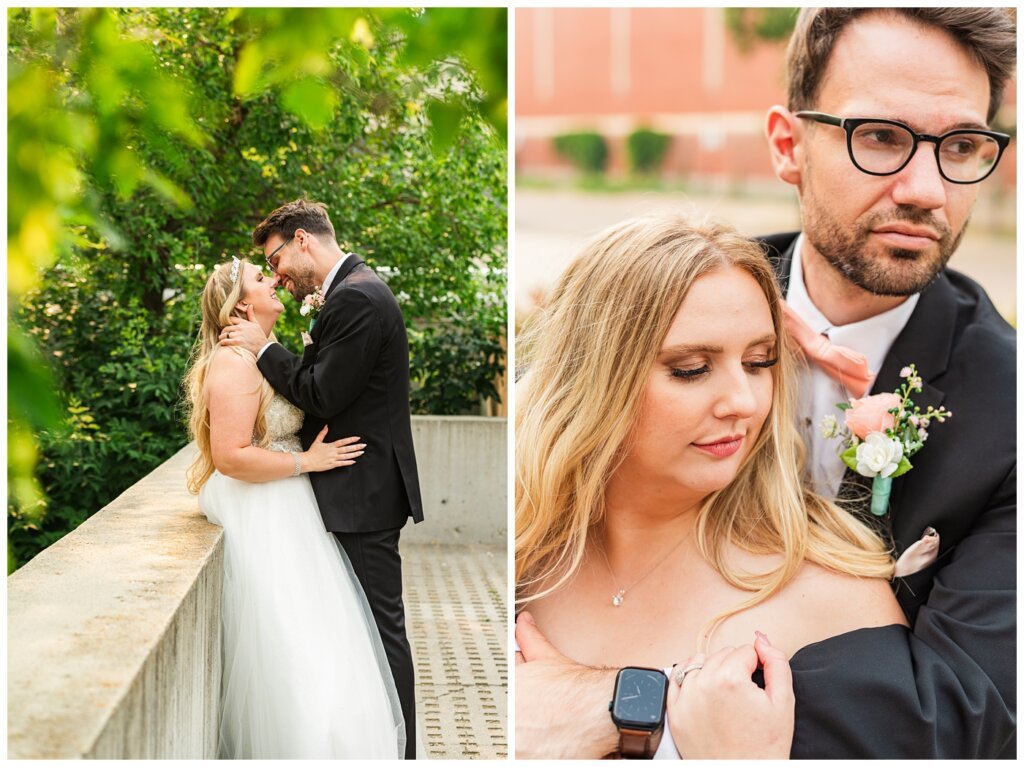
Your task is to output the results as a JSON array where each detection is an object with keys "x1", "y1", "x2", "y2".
[
  {"x1": 801, "y1": 181, "x2": 965, "y2": 298},
  {"x1": 806, "y1": 207, "x2": 964, "y2": 297},
  {"x1": 283, "y1": 263, "x2": 318, "y2": 301}
]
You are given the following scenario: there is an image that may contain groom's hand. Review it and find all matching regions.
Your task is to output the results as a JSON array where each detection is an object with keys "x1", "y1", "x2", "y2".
[
  {"x1": 220, "y1": 305, "x2": 268, "y2": 355},
  {"x1": 515, "y1": 611, "x2": 620, "y2": 759}
]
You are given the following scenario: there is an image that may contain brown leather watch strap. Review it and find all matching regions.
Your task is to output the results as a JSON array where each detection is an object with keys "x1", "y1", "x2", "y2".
[{"x1": 618, "y1": 725, "x2": 664, "y2": 759}]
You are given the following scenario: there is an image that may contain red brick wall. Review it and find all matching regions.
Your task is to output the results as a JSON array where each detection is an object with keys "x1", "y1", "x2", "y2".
[
  {"x1": 516, "y1": 7, "x2": 1016, "y2": 189},
  {"x1": 517, "y1": 8, "x2": 787, "y2": 117}
]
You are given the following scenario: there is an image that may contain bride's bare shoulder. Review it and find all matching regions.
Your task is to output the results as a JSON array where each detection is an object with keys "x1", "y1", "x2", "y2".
[
  {"x1": 206, "y1": 345, "x2": 261, "y2": 390},
  {"x1": 789, "y1": 561, "x2": 908, "y2": 633}
]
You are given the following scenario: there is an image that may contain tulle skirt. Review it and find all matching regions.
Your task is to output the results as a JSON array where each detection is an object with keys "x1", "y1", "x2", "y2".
[{"x1": 200, "y1": 470, "x2": 405, "y2": 759}]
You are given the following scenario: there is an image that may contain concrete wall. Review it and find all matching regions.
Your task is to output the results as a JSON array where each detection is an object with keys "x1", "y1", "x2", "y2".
[
  {"x1": 7, "y1": 415, "x2": 507, "y2": 758},
  {"x1": 7, "y1": 446, "x2": 223, "y2": 759},
  {"x1": 405, "y1": 415, "x2": 508, "y2": 545}
]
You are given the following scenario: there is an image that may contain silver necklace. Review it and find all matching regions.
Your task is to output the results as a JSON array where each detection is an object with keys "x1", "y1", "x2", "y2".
[{"x1": 597, "y1": 526, "x2": 692, "y2": 607}]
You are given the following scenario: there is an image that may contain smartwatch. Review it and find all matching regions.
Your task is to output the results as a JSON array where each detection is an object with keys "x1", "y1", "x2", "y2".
[{"x1": 608, "y1": 666, "x2": 668, "y2": 758}]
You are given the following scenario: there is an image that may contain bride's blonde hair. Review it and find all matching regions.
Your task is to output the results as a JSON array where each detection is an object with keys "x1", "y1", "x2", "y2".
[
  {"x1": 515, "y1": 214, "x2": 894, "y2": 645},
  {"x1": 183, "y1": 258, "x2": 274, "y2": 493}
]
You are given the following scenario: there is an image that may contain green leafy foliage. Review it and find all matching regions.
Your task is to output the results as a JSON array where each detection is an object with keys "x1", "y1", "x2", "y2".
[
  {"x1": 8, "y1": 7, "x2": 507, "y2": 570},
  {"x1": 553, "y1": 131, "x2": 608, "y2": 174},
  {"x1": 724, "y1": 8, "x2": 799, "y2": 52},
  {"x1": 626, "y1": 129, "x2": 671, "y2": 174}
]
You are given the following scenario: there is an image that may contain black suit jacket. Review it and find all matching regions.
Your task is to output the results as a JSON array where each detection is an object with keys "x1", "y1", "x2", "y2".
[
  {"x1": 760, "y1": 233, "x2": 1016, "y2": 758},
  {"x1": 258, "y1": 256, "x2": 424, "y2": 532}
]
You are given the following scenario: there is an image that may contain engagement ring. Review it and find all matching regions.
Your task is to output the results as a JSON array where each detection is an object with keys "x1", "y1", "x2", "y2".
[{"x1": 674, "y1": 661, "x2": 704, "y2": 685}]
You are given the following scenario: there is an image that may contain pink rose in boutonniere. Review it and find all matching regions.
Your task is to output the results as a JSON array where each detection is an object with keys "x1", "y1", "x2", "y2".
[
  {"x1": 844, "y1": 392, "x2": 901, "y2": 439},
  {"x1": 299, "y1": 286, "x2": 326, "y2": 330},
  {"x1": 822, "y1": 364, "x2": 952, "y2": 516}
]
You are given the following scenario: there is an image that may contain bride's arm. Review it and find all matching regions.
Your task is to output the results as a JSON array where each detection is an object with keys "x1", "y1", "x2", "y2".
[{"x1": 207, "y1": 349, "x2": 362, "y2": 482}]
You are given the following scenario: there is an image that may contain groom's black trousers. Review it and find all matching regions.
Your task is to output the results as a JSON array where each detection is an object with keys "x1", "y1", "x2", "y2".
[{"x1": 334, "y1": 528, "x2": 416, "y2": 759}]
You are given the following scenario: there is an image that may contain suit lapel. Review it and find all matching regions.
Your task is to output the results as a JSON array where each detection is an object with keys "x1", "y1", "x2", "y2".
[
  {"x1": 768, "y1": 234, "x2": 953, "y2": 542},
  {"x1": 870, "y1": 273, "x2": 953, "y2": 402},
  {"x1": 323, "y1": 254, "x2": 364, "y2": 301},
  {"x1": 305, "y1": 255, "x2": 364, "y2": 351},
  {"x1": 865, "y1": 275, "x2": 954, "y2": 526}
]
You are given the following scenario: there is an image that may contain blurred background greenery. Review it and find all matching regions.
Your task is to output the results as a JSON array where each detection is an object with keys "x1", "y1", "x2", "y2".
[{"x1": 8, "y1": 7, "x2": 508, "y2": 571}]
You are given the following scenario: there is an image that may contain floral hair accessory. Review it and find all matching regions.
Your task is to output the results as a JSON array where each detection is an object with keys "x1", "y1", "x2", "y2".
[
  {"x1": 299, "y1": 286, "x2": 326, "y2": 329},
  {"x1": 822, "y1": 363, "x2": 952, "y2": 516},
  {"x1": 230, "y1": 256, "x2": 241, "y2": 284}
]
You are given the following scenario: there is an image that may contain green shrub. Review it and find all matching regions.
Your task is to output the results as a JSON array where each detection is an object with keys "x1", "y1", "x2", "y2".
[
  {"x1": 553, "y1": 131, "x2": 608, "y2": 174},
  {"x1": 627, "y1": 129, "x2": 671, "y2": 174},
  {"x1": 8, "y1": 7, "x2": 507, "y2": 570}
]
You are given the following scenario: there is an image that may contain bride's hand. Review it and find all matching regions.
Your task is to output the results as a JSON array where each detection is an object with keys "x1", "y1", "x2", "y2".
[
  {"x1": 301, "y1": 426, "x2": 365, "y2": 473},
  {"x1": 666, "y1": 632, "x2": 794, "y2": 758}
]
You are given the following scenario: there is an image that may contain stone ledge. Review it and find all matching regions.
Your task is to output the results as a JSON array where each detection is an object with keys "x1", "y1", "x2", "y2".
[
  {"x1": 8, "y1": 415, "x2": 508, "y2": 758},
  {"x1": 7, "y1": 444, "x2": 222, "y2": 759}
]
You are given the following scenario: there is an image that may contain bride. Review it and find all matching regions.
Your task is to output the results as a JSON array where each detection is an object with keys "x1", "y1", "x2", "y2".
[
  {"x1": 515, "y1": 216, "x2": 908, "y2": 758},
  {"x1": 184, "y1": 256, "x2": 405, "y2": 759}
]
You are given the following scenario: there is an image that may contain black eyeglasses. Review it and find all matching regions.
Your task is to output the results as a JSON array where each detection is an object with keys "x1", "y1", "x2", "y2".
[
  {"x1": 265, "y1": 235, "x2": 294, "y2": 273},
  {"x1": 795, "y1": 111, "x2": 1010, "y2": 184}
]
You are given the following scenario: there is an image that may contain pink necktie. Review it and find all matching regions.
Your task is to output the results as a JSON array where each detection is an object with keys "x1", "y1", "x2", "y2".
[{"x1": 782, "y1": 301, "x2": 875, "y2": 398}]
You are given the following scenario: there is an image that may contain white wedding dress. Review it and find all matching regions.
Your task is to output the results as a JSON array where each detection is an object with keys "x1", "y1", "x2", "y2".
[{"x1": 199, "y1": 392, "x2": 405, "y2": 759}]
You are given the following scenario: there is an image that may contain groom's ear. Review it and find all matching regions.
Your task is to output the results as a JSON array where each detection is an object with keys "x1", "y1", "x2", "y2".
[{"x1": 765, "y1": 106, "x2": 803, "y2": 187}]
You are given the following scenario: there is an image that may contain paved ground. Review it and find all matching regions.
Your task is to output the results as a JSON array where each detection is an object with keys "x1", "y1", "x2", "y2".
[
  {"x1": 402, "y1": 542, "x2": 507, "y2": 760},
  {"x1": 515, "y1": 186, "x2": 1016, "y2": 322}
]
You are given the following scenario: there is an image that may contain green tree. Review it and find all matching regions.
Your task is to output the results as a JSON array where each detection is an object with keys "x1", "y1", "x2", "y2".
[
  {"x1": 724, "y1": 8, "x2": 798, "y2": 51},
  {"x1": 8, "y1": 7, "x2": 507, "y2": 570}
]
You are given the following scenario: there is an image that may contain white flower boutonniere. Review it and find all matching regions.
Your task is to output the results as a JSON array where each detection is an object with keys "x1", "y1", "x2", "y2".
[
  {"x1": 823, "y1": 364, "x2": 952, "y2": 516},
  {"x1": 299, "y1": 286, "x2": 325, "y2": 331}
]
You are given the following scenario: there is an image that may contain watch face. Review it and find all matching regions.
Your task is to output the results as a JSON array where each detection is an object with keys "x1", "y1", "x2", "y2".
[{"x1": 612, "y1": 667, "x2": 668, "y2": 728}]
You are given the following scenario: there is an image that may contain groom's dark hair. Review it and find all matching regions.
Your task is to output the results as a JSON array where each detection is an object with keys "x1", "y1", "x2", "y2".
[
  {"x1": 786, "y1": 8, "x2": 1016, "y2": 124},
  {"x1": 252, "y1": 199, "x2": 336, "y2": 247}
]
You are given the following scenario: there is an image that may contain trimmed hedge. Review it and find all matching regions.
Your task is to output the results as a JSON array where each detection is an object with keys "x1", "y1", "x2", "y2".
[
  {"x1": 553, "y1": 131, "x2": 608, "y2": 173},
  {"x1": 627, "y1": 129, "x2": 671, "y2": 174}
]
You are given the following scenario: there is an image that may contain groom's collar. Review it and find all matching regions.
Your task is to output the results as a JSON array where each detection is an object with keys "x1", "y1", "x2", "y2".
[
  {"x1": 321, "y1": 252, "x2": 364, "y2": 299},
  {"x1": 763, "y1": 230, "x2": 950, "y2": 394}
]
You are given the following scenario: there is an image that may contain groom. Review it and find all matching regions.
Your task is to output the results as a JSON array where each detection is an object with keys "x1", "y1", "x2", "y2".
[
  {"x1": 223, "y1": 199, "x2": 423, "y2": 759},
  {"x1": 517, "y1": 7, "x2": 1015, "y2": 758}
]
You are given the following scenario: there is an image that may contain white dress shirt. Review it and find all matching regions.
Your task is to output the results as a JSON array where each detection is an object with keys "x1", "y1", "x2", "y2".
[
  {"x1": 786, "y1": 234, "x2": 918, "y2": 498},
  {"x1": 257, "y1": 252, "x2": 352, "y2": 360}
]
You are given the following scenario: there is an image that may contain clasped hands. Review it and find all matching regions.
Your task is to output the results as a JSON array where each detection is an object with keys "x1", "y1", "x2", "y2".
[{"x1": 514, "y1": 611, "x2": 794, "y2": 759}]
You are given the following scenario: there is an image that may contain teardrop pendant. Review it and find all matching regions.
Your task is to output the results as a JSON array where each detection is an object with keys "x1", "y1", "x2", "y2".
[{"x1": 611, "y1": 590, "x2": 625, "y2": 607}]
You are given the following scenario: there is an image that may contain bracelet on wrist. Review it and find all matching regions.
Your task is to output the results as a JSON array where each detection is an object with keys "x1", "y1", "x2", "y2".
[{"x1": 291, "y1": 451, "x2": 302, "y2": 477}]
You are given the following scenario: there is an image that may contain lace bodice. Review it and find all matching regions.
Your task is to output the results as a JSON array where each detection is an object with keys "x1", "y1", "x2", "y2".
[{"x1": 259, "y1": 393, "x2": 304, "y2": 452}]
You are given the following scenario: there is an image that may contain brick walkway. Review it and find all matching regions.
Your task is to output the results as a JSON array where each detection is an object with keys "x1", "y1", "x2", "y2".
[{"x1": 402, "y1": 543, "x2": 507, "y2": 759}]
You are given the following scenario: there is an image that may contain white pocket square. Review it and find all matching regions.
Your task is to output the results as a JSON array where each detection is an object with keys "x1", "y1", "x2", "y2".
[{"x1": 894, "y1": 526, "x2": 940, "y2": 577}]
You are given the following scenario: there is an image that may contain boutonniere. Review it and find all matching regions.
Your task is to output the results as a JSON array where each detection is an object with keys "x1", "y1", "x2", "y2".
[
  {"x1": 299, "y1": 286, "x2": 326, "y2": 330},
  {"x1": 821, "y1": 364, "x2": 952, "y2": 516}
]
